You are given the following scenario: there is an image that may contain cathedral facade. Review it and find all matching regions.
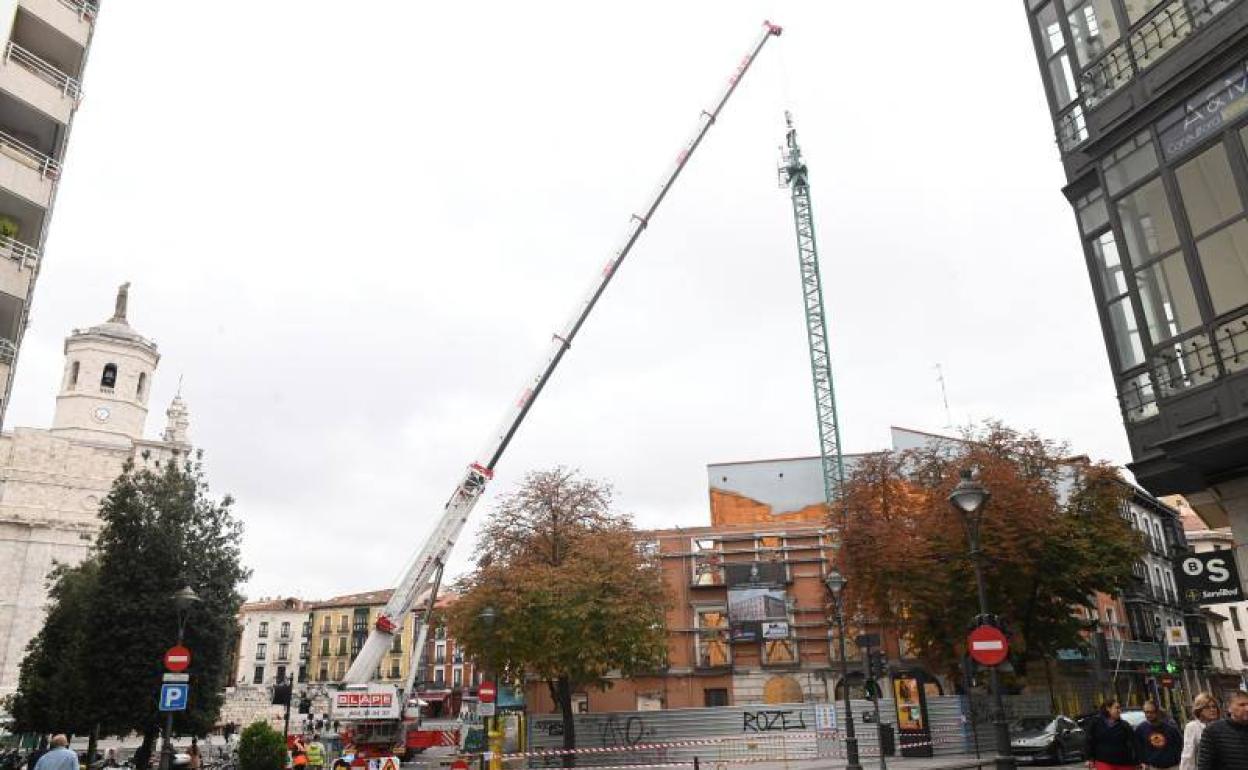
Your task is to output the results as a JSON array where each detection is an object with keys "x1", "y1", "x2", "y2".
[{"x1": 0, "y1": 286, "x2": 191, "y2": 697}]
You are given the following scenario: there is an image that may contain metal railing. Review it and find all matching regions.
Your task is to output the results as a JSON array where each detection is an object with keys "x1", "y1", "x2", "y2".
[
  {"x1": 1079, "y1": 40, "x2": 1133, "y2": 106},
  {"x1": 56, "y1": 0, "x2": 99, "y2": 21},
  {"x1": 0, "y1": 339, "x2": 14, "y2": 365},
  {"x1": 0, "y1": 124, "x2": 59, "y2": 179},
  {"x1": 5, "y1": 41, "x2": 81, "y2": 100},
  {"x1": 1216, "y1": 311, "x2": 1248, "y2": 374},
  {"x1": 0, "y1": 232, "x2": 39, "y2": 268},
  {"x1": 1129, "y1": 0, "x2": 1237, "y2": 73}
]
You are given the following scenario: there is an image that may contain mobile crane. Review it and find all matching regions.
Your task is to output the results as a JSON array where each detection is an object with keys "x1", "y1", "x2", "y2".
[{"x1": 328, "y1": 20, "x2": 784, "y2": 767}]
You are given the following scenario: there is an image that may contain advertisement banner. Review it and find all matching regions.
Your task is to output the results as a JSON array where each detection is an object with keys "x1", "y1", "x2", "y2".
[
  {"x1": 332, "y1": 685, "x2": 402, "y2": 720},
  {"x1": 727, "y1": 586, "x2": 787, "y2": 642}
]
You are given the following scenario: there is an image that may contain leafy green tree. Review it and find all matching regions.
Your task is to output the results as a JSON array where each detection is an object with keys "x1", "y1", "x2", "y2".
[
  {"x1": 447, "y1": 468, "x2": 668, "y2": 765},
  {"x1": 9, "y1": 452, "x2": 248, "y2": 767},
  {"x1": 238, "y1": 721, "x2": 286, "y2": 770},
  {"x1": 10, "y1": 559, "x2": 100, "y2": 736},
  {"x1": 841, "y1": 422, "x2": 1142, "y2": 686}
]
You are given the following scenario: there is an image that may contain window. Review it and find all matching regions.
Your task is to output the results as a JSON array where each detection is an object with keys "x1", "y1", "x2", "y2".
[
  {"x1": 300, "y1": 642, "x2": 308, "y2": 659},
  {"x1": 136, "y1": 372, "x2": 146, "y2": 399},
  {"x1": 435, "y1": 626, "x2": 446, "y2": 640},
  {"x1": 1177, "y1": 143, "x2": 1243, "y2": 235},
  {"x1": 435, "y1": 644, "x2": 446, "y2": 664},
  {"x1": 692, "y1": 538, "x2": 724, "y2": 586},
  {"x1": 278, "y1": 643, "x2": 289, "y2": 661},
  {"x1": 339, "y1": 615, "x2": 349, "y2": 633},
  {"x1": 704, "y1": 688, "x2": 729, "y2": 707},
  {"x1": 434, "y1": 668, "x2": 444, "y2": 685},
  {"x1": 390, "y1": 659, "x2": 401, "y2": 679},
  {"x1": 336, "y1": 661, "x2": 346, "y2": 680},
  {"x1": 321, "y1": 616, "x2": 331, "y2": 633},
  {"x1": 280, "y1": 621, "x2": 291, "y2": 639},
  {"x1": 1137, "y1": 253, "x2": 1202, "y2": 342},
  {"x1": 762, "y1": 635, "x2": 799, "y2": 666},
  {"x1": 1077, "y1": 188, "x2": 1110, "y2": 235},
  {"x1": 1119, "y1": 179, "x2": 1180, "y2": 264},
  {"x1": 1107, "y1": 296, "x2": 1145, "y2": 369},
  {"x1": 1196, "y1": 221, "x2": 1248, "y2": 315},
  {"x1": 256, "y1": 643, "x2": 267, "y2": 660},
  {"x1": 259, "y1": 622, "x2": 269, "y2": 639},
  {"x1": 319, "y1": 664, "x2": 328, "y2": 682},
  {"x1": 1233, "y1": 607, "x2": 1242, "y2": 632},
  {"x1": 101, "y1": 363, "x2": 117, "y2": 389},
  {"x1": 68, "y1": 361, "x2": 79, "y2": 388},
  {"x1": 302, "y1": 621, "x2": 311, "y2": 637},
  {"x1": 695, "y1": 609, "x2": 730, "y2": 667},
  {"x1": 337, "y1": 637, "x2": 348, "y2": 656},
  {"x1": 275, "y1": 665, "x2": 287, "y2": 683},
  {"x1": 1125, "y1": 0, "x2": 1166, "y2": 24},
  {"x1": 1103, "y1": 133, "x2": 1160, "y2": 197},
  {"x1": 253, "y1": 666, "x2": 265, "y2": 684},
  {"x1": 453, "y1": 667, "x2": 463, "y2": 687},
  {"x1": 1066, "y1": 0, "x2": 1120, "y2": 66},
  {"x1": 1037, "y1": 3, "x2": 1077, "y2": 108},
  {"x1": 1238, "y1": 638, "x2": 1247, "y2": 662},
  {"x1": 392, "y1": 636, "x2": 403, "y2": 653},
  {"x1": 298, "y1": 665, "x2": 307, "y2": 683},
  {"x1": 320, "y1": 638, "x2": 330, "y2": 656}
]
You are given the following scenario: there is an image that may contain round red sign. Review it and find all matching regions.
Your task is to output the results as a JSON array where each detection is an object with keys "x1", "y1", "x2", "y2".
[
  {"x1": 967, "y1": 625, "x2": 1009, "y2": 667},
  {"x1": 164, "y1": 645, "x2": 192, "y2": 673},
  {"x1": 479, "y1": 681, "x2": 497, "y2": 704}
]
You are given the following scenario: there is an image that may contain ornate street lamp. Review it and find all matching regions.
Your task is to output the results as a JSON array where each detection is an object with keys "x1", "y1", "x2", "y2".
[
  {"x1": 160, "y1": 585, "x2": 200, "y2": 770},
  {"x1": 824, "y1": 568, "x2": 862, "y2": 770}
]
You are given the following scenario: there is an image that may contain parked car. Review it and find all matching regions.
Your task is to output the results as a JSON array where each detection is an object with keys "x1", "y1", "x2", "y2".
[
  {"x1": 1010, "y1": 715, "x2": 1087, "y2": 764},
  {"x1": 1076, "y1": 709, "x2": 1148, "y2": 734}
]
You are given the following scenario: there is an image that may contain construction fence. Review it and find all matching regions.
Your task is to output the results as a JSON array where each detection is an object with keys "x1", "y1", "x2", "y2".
[{"x1": 520, "y1": 695, "x2": 1059, "y2": 767}]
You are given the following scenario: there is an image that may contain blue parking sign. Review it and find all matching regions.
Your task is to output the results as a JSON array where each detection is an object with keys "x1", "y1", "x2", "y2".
[{"x1": 159, "y1": 683, "x2": 189, "y2": 712}]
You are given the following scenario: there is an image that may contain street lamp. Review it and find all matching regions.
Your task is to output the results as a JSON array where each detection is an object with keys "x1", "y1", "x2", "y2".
[
  {"x1": 477, "y1": 607, "x2": 502, "y2": 770},
  {"x1": 948, "y1": 470, "x2": 1014, "y2": 770},
  {"x1": 824, "y1": 568, "x2": 862, "y2": 770},
  {"x1": 161, "y1": 585, "x2": 200, "y2": 770}
]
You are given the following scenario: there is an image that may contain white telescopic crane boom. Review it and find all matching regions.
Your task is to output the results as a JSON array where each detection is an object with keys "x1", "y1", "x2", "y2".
[{"x1": 344, "y1": 20, "x2": 783, "y2": 686}]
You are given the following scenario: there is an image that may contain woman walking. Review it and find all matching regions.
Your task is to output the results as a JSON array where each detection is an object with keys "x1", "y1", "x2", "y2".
[
  {"x1": 1088, "y1": 699, "x2": 1139, "y2": 770},
  {"x1": 1180, "y1": 693, "x2": 1219, "y2": 770}
]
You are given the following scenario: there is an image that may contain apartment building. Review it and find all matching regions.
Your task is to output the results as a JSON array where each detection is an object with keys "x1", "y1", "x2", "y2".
[
  {"x1": 234, "y1": 597, "x2": 314, "y2": 687},
  {"x1": 307, "y1": 590, "x2": 424, "y2": 686},
  {"x1": 0, "y1": 0, "x2": 98, "y2": 424}
]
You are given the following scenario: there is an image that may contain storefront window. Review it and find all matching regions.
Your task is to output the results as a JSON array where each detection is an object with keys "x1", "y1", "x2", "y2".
[
  {"x1": 1177, "y1": 143, "x2": 1243, "y2": 235},
  {"x1": 1104, "y1": 133, "x2": 1159, "y2": 196},
  {"x1": 1067, "y1": 0, "x2": 1121, "y2": 65},
  {"x1": 1118, "y1": 178, "x2": 1179, "y2": 263},
  {"x1": 1136, "y1": 253, "x2": 1202, "y2": 341},
  {"x1": 1196, "y1": 220, "x2": 1248, "y2": 316}
]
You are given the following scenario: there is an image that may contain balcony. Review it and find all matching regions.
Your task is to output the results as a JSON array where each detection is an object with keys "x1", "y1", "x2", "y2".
[
  {"x1": 0, "y1": 42, "x2": 80, "y2": 124},
  {"x1": 17, "y1": 0, "x2": 95, "y2": 48},
  {"x1": 0, "y1": 125, "x2": 56, "y2": 207},
  {"x1": 0, "y1": 234, "x2": 37, "y2": 301}
]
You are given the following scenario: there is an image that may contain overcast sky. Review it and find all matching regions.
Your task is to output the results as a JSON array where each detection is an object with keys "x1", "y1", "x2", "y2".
[{"x1": 6, "y1": 1, "x2": 1125, "y2": 600}]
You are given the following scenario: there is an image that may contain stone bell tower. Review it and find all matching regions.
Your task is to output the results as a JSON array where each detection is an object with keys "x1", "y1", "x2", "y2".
[{"x1": 50, "y1": 283, "x2": 160, "y2": 445}]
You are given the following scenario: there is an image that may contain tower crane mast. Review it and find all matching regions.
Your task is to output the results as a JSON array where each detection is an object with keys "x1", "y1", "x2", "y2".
[
  {"x1": 777, "y1": 113, "x2": 848, "y2": 535},
  {"x1": 343, "y1": 20, "x2": 783, "y2": 687}
]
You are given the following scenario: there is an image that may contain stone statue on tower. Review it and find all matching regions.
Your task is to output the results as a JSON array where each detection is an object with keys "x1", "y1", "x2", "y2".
[{"x1": 109, "y1": 281, "x2": 130, "y2": 324}]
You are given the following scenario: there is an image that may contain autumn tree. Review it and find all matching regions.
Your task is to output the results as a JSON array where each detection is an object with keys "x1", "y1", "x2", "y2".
[
  {"x1": 841, "y1": 422, "x2": 1140, "y2": 686},
  {"x1": 447, "y1": 468, "x2": 668, "y2": 764}
]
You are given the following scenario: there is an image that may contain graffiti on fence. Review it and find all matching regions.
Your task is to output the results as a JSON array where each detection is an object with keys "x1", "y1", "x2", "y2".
[{"x1": 742, "y1": 710, "x2": 808, "y2": 732}]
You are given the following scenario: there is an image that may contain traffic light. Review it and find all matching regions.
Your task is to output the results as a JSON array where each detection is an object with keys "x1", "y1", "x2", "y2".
[
  {"x1": 272, "y1": 682, "x2": 292, "y2": 706},
  {"x1": 868, "y1": 650, "x2": 887, "y2": 679},
  {"x1": 1166, "y1": 662, "x2": 1179, "y2": 674}
]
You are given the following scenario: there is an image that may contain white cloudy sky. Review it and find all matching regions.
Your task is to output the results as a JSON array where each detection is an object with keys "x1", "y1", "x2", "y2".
[{"x1": 7, "y1": 1, "x2": 1124, "y2": 600}]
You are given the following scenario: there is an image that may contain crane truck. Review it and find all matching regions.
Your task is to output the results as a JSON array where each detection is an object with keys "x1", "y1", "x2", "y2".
[{"x1": 328, "y1": 20, "x2": 783, "y2": 768}]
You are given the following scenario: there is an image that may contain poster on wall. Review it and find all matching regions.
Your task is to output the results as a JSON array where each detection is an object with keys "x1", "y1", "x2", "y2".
[
  {"x1": 727, "y1": 586, "x2": 787, "y2": 642},
  {"x1": 892, "y1": 670, "x2": 932, "y2": 758}
]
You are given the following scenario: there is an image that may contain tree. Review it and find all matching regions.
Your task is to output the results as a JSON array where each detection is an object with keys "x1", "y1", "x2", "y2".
[
  {"x1": 446, "y1": 468, "x2": 668, "y2": 765},
  {"x1": 9, "y1": 452, "x2": 249, "y2": 767},
  {"x1": 840, "y1": 422, "x2": 1141, "y2": 686},
  {"x1": 238, "y1": 721, "x2": 286, "y2": 770},
  {"x1": 10, "y1": 558, "x2": 100, "y2": 736}
]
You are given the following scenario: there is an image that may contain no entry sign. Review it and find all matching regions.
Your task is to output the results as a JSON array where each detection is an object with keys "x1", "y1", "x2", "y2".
[
  {"x1": 967, "y1": 625, "x2": 1008, "y2": 667},
  {"x1": 479, "y1": 681, "x2": 497, "y2": 704},
  {"x1": 164, "y1": 645, "x2": 191, "y2": 673}
]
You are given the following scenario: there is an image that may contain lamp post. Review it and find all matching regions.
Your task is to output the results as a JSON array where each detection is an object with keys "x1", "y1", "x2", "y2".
[
  {"x1": 824, "y1": 569, "x2": 862, "y2": 770},
  {"x1": 478, "y1": 607, "x2": 503, "y2": 770},
  {"x1": 160, "y1": 585, "x2": 200, "y2": 770},
  {"x1": 948, "y1": 470, "x2": 1014, "y2": 770}
]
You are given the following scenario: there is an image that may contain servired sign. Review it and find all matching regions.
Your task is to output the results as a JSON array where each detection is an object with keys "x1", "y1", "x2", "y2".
[
  {"x1": 164, "y1": 645, "x2": 191, "y2": 673},
  {"x1": 479, "y1": 682, "x2": 497, "y2": 704},
  {"x1": 967, "y1": 624, "x2": 1009, "y2": 667}
]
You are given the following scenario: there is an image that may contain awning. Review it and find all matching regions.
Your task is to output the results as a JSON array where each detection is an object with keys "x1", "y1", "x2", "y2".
[{"x1": 417, "y1": 692, "x2": 450, "y2": 702}]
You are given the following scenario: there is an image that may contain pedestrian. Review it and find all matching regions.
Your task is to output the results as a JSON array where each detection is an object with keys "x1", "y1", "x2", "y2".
[
  {"x1": 1180, "y1": 693, "x2": 1219, "y2": 770},
  {"x1": 1088, "y1": 698, "x2": 1139, "y2": 770},
  {"x1": 101, "y1": 750, "x2": 119, "y2": 769},
  {"x1": 32, "y1": 736, "x2": 77, "y2": 770},
  {"x1": 26, "y1": 737, "x2": 49, "y2": 770},
  {"x1": 1137, "y1": 700, "x2": 1183, "y2": 770},
  {"x1": 1198, "y1": 689, "x2": 1248, "y2": 770},
  {"x1": 305, "y1": 736, "x2": 325, "y2": 770},
  {"x1": 188, "y1": 740, "x2": 201, "y2": 770}
]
